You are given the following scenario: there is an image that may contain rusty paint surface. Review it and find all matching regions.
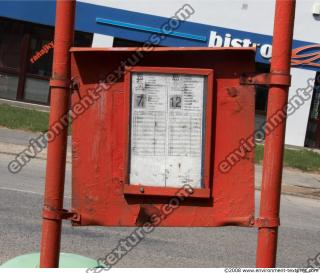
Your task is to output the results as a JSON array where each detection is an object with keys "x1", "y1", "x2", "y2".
[{"x1": 71, "y1": 48, "x2": 256, "y2": 227}]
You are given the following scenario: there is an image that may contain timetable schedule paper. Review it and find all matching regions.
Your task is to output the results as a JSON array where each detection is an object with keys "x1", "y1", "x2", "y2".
[{"x1": 129, "y1": 72, "x2": 206, "y2": 189}]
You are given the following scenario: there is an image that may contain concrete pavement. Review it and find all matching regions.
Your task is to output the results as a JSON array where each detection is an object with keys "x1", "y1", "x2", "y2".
[
  {"x1": 0, "y1": 127, "x2": 72, "y2": 162},
  {"x1": 255, "y1": 165, "x2": 320, "y2": 200},
  {"x1": 0, "y1": 151, "x2": 320, "y2": 267}
]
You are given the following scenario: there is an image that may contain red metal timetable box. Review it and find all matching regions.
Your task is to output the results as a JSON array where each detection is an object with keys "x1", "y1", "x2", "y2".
[{"x1": 70, "y1": 47, "x2": 256, "y2": 227}]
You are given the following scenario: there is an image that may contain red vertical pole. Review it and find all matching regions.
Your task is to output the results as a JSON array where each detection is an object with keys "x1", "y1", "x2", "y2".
[
  {"x1": 40, "y1": 0, "x2": 75, "y2": 268},
  {"x1": 256, "y1": 0, "x2": 296, "y2": 267}
]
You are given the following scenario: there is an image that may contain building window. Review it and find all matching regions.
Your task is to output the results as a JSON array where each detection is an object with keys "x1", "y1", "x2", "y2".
[
  {"x1": 0, "y1": 18, "x2": 25, "y2": 100},
  {"x1": 305, "y1": 72, "x2": 320, "y2": 148},
  {"x1": 255, "y1": 62, "x2": 270, "y2": 114},
  {"x1": 0, "y1": 74, "x2": 19, "y2": 100},
  {"x1": 113, "y1": 37, "x2": 149, "y2": 47},
  {"x1": 0, "y1": 18, "x2": 24, "y2": 69},
  {"x1": 0, "y1": 16, "x2": 93, "y2": 105},
  {"x1": 27, "y1": 25, "x2": 54, "y2": 77}
]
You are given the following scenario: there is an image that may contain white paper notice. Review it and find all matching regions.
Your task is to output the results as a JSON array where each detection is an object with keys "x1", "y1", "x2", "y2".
[{"x1": 129, "y1": 72, "x2": 205, "y2": 189}]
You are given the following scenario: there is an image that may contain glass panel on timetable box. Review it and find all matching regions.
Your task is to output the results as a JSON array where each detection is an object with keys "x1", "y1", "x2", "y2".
[{"x1": 129, "y1": 72, "x2": 206, "y2": 189}]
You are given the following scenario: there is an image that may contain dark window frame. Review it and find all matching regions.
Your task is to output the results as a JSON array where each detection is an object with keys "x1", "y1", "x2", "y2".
[{"x1": 0, "y1": 16, "x2": 93, "y2": 105}]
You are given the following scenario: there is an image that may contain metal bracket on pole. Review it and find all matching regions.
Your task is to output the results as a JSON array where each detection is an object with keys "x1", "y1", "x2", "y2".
[
  {"x1": 49, "y1": 78, "x2": 72, "y2": 90},
  {"x1": 254, "y1": 217, "x2": 280, "y2": 228},
  {"x1": 42, "y1": 206, "x2": 80, "y2": 222},
  {"x1": 240, "y1": 73, "x2": 291, "y2": 87}
]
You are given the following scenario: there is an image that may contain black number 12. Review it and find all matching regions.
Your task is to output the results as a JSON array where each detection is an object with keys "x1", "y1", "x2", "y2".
[{"x1": 170, "y1": 96, "x2": 182, "y2": 108}]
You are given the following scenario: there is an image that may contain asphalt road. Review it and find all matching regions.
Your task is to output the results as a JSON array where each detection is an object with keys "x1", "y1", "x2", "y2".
[{"x1": 0, "y1": 152, "x2": 320, "y2": 268}]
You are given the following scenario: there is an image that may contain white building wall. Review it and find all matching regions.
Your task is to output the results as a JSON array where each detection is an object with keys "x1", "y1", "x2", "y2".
[
  {"x1": 79, "y1": 0, "x2": 320, "y2": 44},
  {"x1": 79, "y1": 0, "x2": 320, "y2": 147},
  {"x1": 285, "y1": 68, "x2": 316, "y2": 146},
  {"x1": 92, "y1": 33, "x2": 114, "y2": 47}
]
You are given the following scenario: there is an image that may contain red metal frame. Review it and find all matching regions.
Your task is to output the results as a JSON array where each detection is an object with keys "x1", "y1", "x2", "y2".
[
  {"x1": 123, "y1": 184, "x2": 211, "y2": 198},
  {"x1": 123, "y1": 66, "x2": 214, "y2": 199}
]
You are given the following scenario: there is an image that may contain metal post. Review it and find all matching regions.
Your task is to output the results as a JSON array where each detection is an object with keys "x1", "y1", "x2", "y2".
[
  {"x1": 256, "y1": 0, "x2": 296, "y2": 267},
  {"x1": 40, "y1": 0, "x2": 75, "y2": 268}
]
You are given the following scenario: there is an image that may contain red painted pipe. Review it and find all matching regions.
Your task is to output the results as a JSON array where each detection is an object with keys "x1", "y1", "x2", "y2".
[
  {"x1": 256, "y1": 0, "x2": 296, "y2": 267},
  {"x1": 40, "y1": 0, "x2": 75, "y2": 268}
]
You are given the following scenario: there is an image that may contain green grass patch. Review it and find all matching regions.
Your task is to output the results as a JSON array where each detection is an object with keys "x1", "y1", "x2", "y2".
[
  {"x1": 0, "y1": 104, "x2": 319, "y2": 173},
  {"x1": 255, "y1": 144, "x2": 320, "y2": 173},
  {"x1": 255, "y1": 144, "x2": 264, "y2": 164},
  {"x1": 0, "y1": 104, "x2": 49, "y2": 132}
]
